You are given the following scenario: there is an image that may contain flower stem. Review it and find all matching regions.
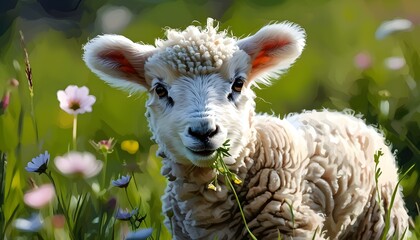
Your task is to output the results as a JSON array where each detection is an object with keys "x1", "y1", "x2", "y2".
[
  {"x1": 125, "y1": 188, "x2": 135, "y2": 209},
  {"x1": 30, "y1": 94, "x2": 39, "y2": 147},
  {"x1": 213, "y1": 141, "x2": 257, "y2": 240},
  {"x1": 102, "y1": 153, "x2": 107, "y2": 188},
  {"x1": 221, "y1": 164, "x2": 257, "y2": 240},
  {"x1": 45, "y1": 171, "x2": 76, "y2": 240},
  {"x1": 227, "y1": 179, "x2": 256, "y2": 239},
  {"x1": 72, "y1": 115, "x2": 78, "y2": 151},
  {"x1": 0, "y1": 152, "x2": 5, "y2": 236}
]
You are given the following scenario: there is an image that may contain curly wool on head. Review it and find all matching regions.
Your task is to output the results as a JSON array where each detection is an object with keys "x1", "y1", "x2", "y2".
[{"x1": 151, "y1": 18, "x2": 239, "y2": 75}]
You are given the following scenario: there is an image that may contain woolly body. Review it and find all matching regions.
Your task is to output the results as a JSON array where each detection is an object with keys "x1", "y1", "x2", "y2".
[
  {"x1": 161, "y1": 111, "x2": 408, "y2": 239},
  {"x1": 83, "y1": 19, "x2": 408, "y2": 239}
]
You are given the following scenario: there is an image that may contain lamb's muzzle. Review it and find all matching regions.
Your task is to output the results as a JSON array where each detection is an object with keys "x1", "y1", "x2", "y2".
[{"x1": 83, "y1": 18, "x2": 409, "y2": 239}]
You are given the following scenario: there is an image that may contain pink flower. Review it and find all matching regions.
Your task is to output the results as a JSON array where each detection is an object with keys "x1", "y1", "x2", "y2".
[
  {"x1": 354, "y1": 52, "x2": 372, "y2": 70},
  {"x1": 51, "y1": 215, "x2": 66, "y2": 228},
  {"x1": 57, "y1": 85, "x2": 96, "y2": 115},
  {"x1": 90, "y1": 138, "x2": 116, "y2": 154},
  {"x1": 23, "y1": 184, "x2": 55, "y2": 209},
  {"x1": 0, "y1": 91, "x2": 10, "y2": 112},
  {"x1": 54, "y1": 152, "x2": 103, "y2": 178}
]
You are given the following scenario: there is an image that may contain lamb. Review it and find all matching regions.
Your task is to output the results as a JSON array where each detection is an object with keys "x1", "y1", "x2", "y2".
[{"x1": 83, "y1": 18, "x2": 409, "y2": 239}]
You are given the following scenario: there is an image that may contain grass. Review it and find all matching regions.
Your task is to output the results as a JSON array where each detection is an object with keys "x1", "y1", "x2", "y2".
[
  {"x1": 1, "y1": 1, "x2": 420, "y2": 237},
  {"x1": 374, "y1": 150, "x2": 415, "y2": 240}
]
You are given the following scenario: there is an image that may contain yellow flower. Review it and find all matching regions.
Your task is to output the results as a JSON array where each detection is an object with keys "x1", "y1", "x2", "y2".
[
  {"x1": 121, "y1": 140, "x2": 139, "y2": 154},
  {"x1": 207, "y1": 183, "x2": 217, "y2": 191},
  {"x1": 232, "y1": 174, "x2": 242, "y2": 185}
]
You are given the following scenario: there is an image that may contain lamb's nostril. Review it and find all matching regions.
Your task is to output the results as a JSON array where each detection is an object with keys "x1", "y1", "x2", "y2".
[
  {"x1": 188, "y1": 125, "x2": 219, "y2": 142},
  {"x1": 208, "y1": 125, "x2": 219, "y2": 138}
]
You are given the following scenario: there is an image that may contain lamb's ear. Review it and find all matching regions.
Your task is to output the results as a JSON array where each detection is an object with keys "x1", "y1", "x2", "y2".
[
  {"x1": 83, "y1": 34, "x2": 156, "y2": 92},
  {"x1": 237, "y1": 22, "x2": 306, "y2": 83}
]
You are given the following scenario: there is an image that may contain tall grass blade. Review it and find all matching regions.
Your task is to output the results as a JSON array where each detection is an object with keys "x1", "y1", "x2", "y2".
[
  {"x1": 0, "y1": 152, "x2": 5, "y2": 235},
  {"x1": 380, "y1": 164, "x2": 415, "y2": 240}
]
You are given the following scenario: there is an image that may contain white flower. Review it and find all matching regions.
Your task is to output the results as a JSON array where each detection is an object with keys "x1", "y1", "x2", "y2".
[
  {"x1": 23, "y1": 184, "x2": 55, "y2": 209},
  {"x1": 54, "y1": 152, "x2": 103, "y2": 178},
  {"x1": 384, "y1": 57, "x2": 405, "y2": 70},
  {"x1": 375, "y1": 19, "x2": 413, "y2": 40},
  {"x1": 57, "y1": 85, "x2": 96, "y2": 115}
]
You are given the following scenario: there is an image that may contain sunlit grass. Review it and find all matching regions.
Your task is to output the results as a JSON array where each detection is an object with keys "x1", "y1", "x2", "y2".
[{"x1": 1, "y1": 1, "x2": 420, "y2": 238}]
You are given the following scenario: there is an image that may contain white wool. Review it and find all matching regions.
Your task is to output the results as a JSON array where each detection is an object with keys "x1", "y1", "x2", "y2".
[
  {"x1": 151, "y1": 18, "x2": 239, "y2": 75},
  {"x1": 82, "y1": 19, "x2": 409, "y2": 240}
]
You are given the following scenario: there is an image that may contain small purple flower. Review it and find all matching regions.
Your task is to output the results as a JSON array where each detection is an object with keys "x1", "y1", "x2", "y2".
[
  {"x1": 112, "y1": 175, "x2": 131, "y2": 188},
  {"x1": 25, "y1": 151, "x2": 49, "y2": 174},
  {"x1": 115, "y1": 208, "x2": 137, "y2": 221},
  {"x1": 125, "y1": 228, "x2": 153, "y2": 240}
]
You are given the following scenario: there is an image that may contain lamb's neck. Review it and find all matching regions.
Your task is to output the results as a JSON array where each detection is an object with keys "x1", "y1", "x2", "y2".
[{"x1": 159, "y1": 128, "x2": 258, "y2": 239}]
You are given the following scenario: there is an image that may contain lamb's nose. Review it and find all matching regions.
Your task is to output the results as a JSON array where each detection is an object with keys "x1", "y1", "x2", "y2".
[{"x1": 188, "y1": 125, "x2": 219, "y2": 143}]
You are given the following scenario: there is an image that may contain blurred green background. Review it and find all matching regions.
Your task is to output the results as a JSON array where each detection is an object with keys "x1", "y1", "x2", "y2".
[{"x1": 0, "y1": 0, "x2": 419, "y2": 238}]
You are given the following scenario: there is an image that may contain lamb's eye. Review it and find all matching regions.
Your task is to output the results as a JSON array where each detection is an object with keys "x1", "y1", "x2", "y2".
[
  {"x1": 232, "y1": 77, "x2": 244, "y2": 92},
  {"x1": 155, "y1": 84, "x2": 168, "y2": 98}
]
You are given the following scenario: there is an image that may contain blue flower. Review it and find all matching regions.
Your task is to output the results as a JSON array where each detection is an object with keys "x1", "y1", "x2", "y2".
[
  {"x1": 125, "y1": 228, "x2": 153, "y2": 240},
  {"x1": 25, "y1": 151, "x2": 49, "y2": 174},
  {"x1": 112, "y1": 175, "x2": 131, "y2": 188},
  {"x1": 115, "y1": 208, "x2": 137, "y2": 221},
  {"x1": 375, "y1": 19, "x2": 413, "y2": 40},
  {"x1": 14, "y1": 213, "x2": 43, "y2": 232}
]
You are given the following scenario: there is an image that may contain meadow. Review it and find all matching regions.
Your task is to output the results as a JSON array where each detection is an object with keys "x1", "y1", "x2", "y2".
[{"x1": 0, "y1": 0, "x2": 419, "y2": 239}]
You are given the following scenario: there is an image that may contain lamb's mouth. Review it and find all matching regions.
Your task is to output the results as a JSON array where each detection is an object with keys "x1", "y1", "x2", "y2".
[{"x1": 187, "y1": 148, "x2": 216, "y2": 157}]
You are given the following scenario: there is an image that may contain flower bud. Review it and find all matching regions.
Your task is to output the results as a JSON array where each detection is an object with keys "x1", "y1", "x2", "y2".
[
  {"x1": 9, "y1": 78, "x2": 19, "y2": 88},
  {"x1": 0, "y1": 91, "x2": 11, "y2": 114}
]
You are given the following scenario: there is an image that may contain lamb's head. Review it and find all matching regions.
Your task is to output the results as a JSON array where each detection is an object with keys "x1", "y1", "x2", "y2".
[{"x1": 83, "y1": 19, "x2": 305, "y2": 167}]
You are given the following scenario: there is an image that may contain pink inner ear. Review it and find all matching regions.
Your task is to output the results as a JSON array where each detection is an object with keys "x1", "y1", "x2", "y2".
[
  {"x1": 252, "y1": 40, "x2": 290, "y2": 69},
  {"x1": 101, "y1": 51, "x2": 137, "y2": 74}
]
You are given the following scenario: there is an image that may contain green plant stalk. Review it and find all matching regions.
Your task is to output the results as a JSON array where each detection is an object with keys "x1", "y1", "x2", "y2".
[
  {"x1": 125, "y1": 188, "x2": 135, "y2": 209},
  {"x1": 214, "y1": 145, "x2": 257, "y2": 240},
  {"x1": 102, "y1": 153, "x2": 108, "y2": 188},
  {"x1": 72, "y1": 115, "x2": 78, "y2": 151},
  {"x1": 0, "y1": 152, "x2": 5, "y2": 236},
  {"x1": 15, "y1": 82, "x2": 25, "y2": 163},
  {"x1": 30, "y1": 93, "x2": 39, "y2": 146},
  {"x1": 285, "y1": 200, "x2": 295, "y2": 236},
  {"x1": 4, "y1": 206, "x2": 19, "y2": 236},
  {"x1": 311, "y1": 227, "x2": 319, "y2": 240},
  {"x1": 374, "y1": 150, "x2": 383, "y2": 207},
  {"x1": 98, "y1": 210, "x2": 105, "y2": 239},
  {"x1": 224, "y1": 175, "x2": 257, "y2": 240},
  {"x1": 45, "y1": 171, "x2": 76, "y2": 240},
  {"x1": 380, "y1": 164, "x2": 415, "y2": 240}
]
